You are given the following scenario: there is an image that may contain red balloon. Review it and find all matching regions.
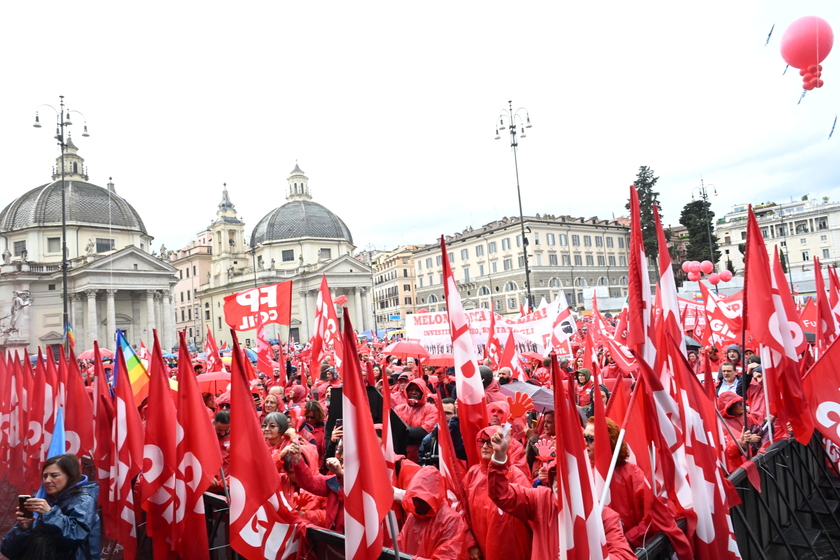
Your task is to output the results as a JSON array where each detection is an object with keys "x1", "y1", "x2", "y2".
[
  {"x1": 681, "y1": 261, "x2": 692, "y2": 273},
  {"x1": 780, "y1": 16, "x2": 834, "y2": 69},
  {"x1": 708, "y1": 273, "x2": 721, "y2": 285},
  {"x1": 808, "y1": 64, "x2": 819, "y2": 72},
  {"x1": 689, "y1": 261, "x2": 702, "y2": 273},
  {"x1": 803, "y1": 72, "x2": 814, "y2": 81},
  {"x1": 800, "y1": 68, "x2": 808, "y2": 76},
  {"x1": 700, "y1": 260, "x2": 714, "y2": 274},
  {"x1": 817, "y1": 79, "x2": 825, "y2": 88},
  {"x1": 720, "y1": 270, "x2": 733, "y2": 282},
  {"x1": 804, "y1": 81, "x2": 816, "y2": 90},
  {"x1": 687, "y1": 271, "x2": 701, "y2": 282}
]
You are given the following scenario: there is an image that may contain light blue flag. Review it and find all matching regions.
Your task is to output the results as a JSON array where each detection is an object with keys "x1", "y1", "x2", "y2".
[{"x1": 34, "y1": 407, "x2": 66, "y2": 499}]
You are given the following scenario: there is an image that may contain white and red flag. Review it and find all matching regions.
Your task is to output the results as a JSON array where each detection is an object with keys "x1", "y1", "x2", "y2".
[
  {"x1": 62, "y1": 349, "x2": 94, "y2": 458},
  {"x1": 380, "y1": 367, "x2": 397, "y2": 480},
  {"x1": 139, "y1": 331, "x2": 179, "y2": 559},
  {"x1": 626, "y1": 186, "x2": 656, "y2": 365},
  {"x1": 138, "y1": 340, "x2": 152, "y2": 363},
  {"x1": 110, "y1": 345, "x2": 145, "y2": 560},
  {"x1": 174, "y1": 330, "x2": 223, "y2": 560},
  {"x1": 340, "y1": 310, "x2": 393, "y2": 560},
  {"x1": 204, "y1": 324, "x2": 225, "y2": 373},
  {"x1": 772, "y1": 248, "x2": 808, "y2": 357},
  {"x1": 653, "y1": 206, "x2": 686, "y2": 358},
  {"x1": 546, "y1": 291, "x2": 576, "y2": 356},
  {"x1": 744, "y1": 207, "x2": 814, "y2": 444},
  {"x1": 484, "y1": 311, "x2": 502, "y2": 369},
  {"x1": 255, "y1": 312, "x2": 274, "y2": 377},
  {"x1": 592, "y1": 296, "x2": 637, "y2": 376},
  {"x1": 440, "y1": 236, "x2": 488, "y2": 467},
  {"x1": 26, "y1": 352, "x2": 47, "y2": 478},
  {"x1": 434, "y1": 395, "x2": 469, "y2": 518},
  {"x1": 309, "y1": 275, "x2": 343, "y2": 379},
  {"x1": 698, "y1": 283, "x2": 741, "y2": 347},
  {"x1": 223, "y1": 280, "x2": 293, "y2": 331},
  {"x1": 228, "y1": 331, "x2": 304, "y2": 560},
  {"x1": 813, "y1": 257, "x2": 836, "y2": 356},
  {"x1": 498, "y1": 329, "x2": 528, "y2": 381},
  {"x1": 828, "y1": 265, "x2": 840, "y2": 331},
  {"x1": 92, "y1": 343, "x2": 116, "y2": 526}
]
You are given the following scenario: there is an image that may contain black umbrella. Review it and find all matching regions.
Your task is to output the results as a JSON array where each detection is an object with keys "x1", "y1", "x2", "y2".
[{"x1": 684, "y1": 335, "x2": 702, "y2": 349}]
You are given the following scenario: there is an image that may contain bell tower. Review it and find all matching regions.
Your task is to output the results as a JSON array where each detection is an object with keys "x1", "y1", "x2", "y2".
[{"x1": 286, "y1": 162, "x2": 312, "y2": 201}]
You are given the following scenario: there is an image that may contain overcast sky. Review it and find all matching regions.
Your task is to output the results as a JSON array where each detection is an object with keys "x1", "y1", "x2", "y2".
[{"x1": 2, "y1": 1, "x2": 838, "y2": 254}]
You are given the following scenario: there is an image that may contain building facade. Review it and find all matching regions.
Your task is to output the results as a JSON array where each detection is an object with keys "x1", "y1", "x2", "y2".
[
  {"x1": 371, "y1": 245, "x2": 424, "y2": 330},
  {"x1": 0, "y1": 142, "x2": 178, "y2": 355},
  {"x1": 412, "y1": 214, "x2": 631, "y2": 316},
  {"x1": 169, "y1": 228, "x2": 213, "y2": 347},
  {"x1": 715, "y1": 198, "x2": 840, "y2": 274},
  {"x1": 197, "y1": 165, "x2": 374, "y2": 347}
]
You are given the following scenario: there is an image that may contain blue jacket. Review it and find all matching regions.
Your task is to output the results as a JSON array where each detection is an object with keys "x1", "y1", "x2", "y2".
[{"x1": 1, "y1": 476, "x2": 101, "y2": 560}]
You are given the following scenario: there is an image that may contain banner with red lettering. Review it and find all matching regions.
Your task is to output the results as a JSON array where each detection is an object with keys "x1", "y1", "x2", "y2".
[{"x1": 223, "y1": 281, "x2": 293, "y2": 331}]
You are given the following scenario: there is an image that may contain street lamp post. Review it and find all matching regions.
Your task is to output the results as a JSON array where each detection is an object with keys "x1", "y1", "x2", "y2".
[
  {"x1": 248, "y1": 244, "x2": 261, "y2": 288},
  {"x1": 495, "y1": 100, "x2": 533, "y2": 311},
  {"x1": 33, "y1": 96, "x2": 89, "y2": 356},
  {"x1": 692, "y1": 179, "x2": 718, "y2": 290}
]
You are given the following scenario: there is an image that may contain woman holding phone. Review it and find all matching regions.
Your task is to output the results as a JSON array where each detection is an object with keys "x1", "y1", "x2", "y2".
[{"x1": 1, "y1": 453, "x2": 100, "y2": 560}]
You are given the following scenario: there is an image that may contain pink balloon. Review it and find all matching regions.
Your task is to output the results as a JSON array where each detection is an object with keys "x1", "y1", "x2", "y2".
[
  {"x1": 804, "y1": 81, "x2": 816, "y2": 90},
  {"x1": 689, "y1": 261, "x2": 702, "y2": 273},
  {"x1": 803, "y1": 72, "x2": 815, "y2": 81},
  {"x1": 780, "y1": 16, "x2": 834, "y2": 69},
  {"x1": 700, "y1": 260, "x2": 714, "y2": 274},
  {"x1": 687, "y1": 271, "x2": 701, "y2": 282},
  {"x1": 681, "y1": 261, "x2": 692, "y2": 273},
  {"x1": 708, "y1": 273, "x2": 721, "y2": 285},
  {"x1": 817, "y1": 79, "x2": 825, "y2": 88},
  {"x1": 720, "y1": 270, "x2": 733, "y2": 282}
]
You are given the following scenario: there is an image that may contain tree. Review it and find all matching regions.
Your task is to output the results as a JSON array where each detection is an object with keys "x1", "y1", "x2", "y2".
[
  {"x1": 678, "y1": 199, "x2": 721, "y2": 264},
  {"x1": 625, "y1": 166, "x2": 662, "y2": 257}
]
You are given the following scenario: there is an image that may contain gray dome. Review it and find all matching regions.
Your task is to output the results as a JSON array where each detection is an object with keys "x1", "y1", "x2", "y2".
[
  {"x1": 0, "y1": 181, "x2": 147, "y2": 233},
  {"x1": 251, "y1": 200, "x2": 353, "y2": 246}
]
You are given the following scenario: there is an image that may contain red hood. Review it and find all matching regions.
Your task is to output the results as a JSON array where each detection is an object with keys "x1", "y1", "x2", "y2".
[
  {"x1": 289, "y1": 384, "x2": 307, "y2": 404},
  {"x1": 486, "y1": 400, "x2": 510, "y2": 425},
  {"x1": 405, "y1": 378, "x2": 430, "y2": 405},
  {"x1": 717, "y1": 391, "x2": 743, "y2": 418},
  {"x1": 403, "y1": 465, "x2": 445, "y2": 518}
]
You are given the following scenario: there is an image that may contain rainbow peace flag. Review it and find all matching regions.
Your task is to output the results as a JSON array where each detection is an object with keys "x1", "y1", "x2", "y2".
[
  {"x1": 63, "y1": 322, "x2": 75, "y2": 351},
  {"x1": 116, "y1": 329, "x2": 152, "y2": 406}
]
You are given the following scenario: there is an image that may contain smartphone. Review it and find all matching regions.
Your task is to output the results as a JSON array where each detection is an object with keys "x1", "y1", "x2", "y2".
[
  {"x1": 18, "y1": 495, "x2": 32, "y2": 518},
  {"x1": 334, "y1": 419, "x2": 343, "y2": 428}
]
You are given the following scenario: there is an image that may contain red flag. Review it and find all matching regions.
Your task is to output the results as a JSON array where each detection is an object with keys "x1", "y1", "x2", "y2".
[
  {"x1": 223, "y1": 280, "x2": 293, "y2": 331},
  {"x1": 744, "y1": 207, "x2": 814, "y2": 444},
  {"x1": 441, "y1": 236, "x2": 488, "y2": 467},
  {"x1": 25, "y1": 352, "x2": 47, "y2": 479},
  {"x1": 63, "y1": 348, "x2": 94, "y2": 457},
  {"x1": 92, "y1": 342, "x2": 116, "y2": 530},
  {"x1": 551, "y1": 354, "x2": 608, "y2": 560},
  {"x1": 341, "y1": 311, "x2": 393, "y2": 560},
  {"x1": 653, "y1": 205, "x2": 686, "y2": 357},
  {"x1": 626, "y1": 186, "x2": 656, "y2": 364},
  {"x1": 805, "y1": 337, "x2": 840, "y2": 451},
  {"x1": 110, "y1": 345, "x2": 145, "y2": 559},
  {"x1": 139, "y1": 331, "x2": 179, "y2": 559},
  {"x1": 590, "y1": 364, "x2": 612, "y2": 504},
  {"x1": 309, "y1": 275, "x2": 343, "y2": 379},
  {"x1": 498, "y1": 329, "x2": 528, "y2": 381},
  {"x1": 773, "y1": 248, "x2": 808, "y2": 357},
  {"x1": 228, "y1": 332, "x2": 305, "y2": 560},
  {"x1": 592, "y1": 297, "x2": 637, "y2": 376},
  {"x1": 800, "y1": 298, "x2": 817, "y2": 333},
  {"x1": 814, "y1": 257, "x2": 836, "y2": 356},
  {"x1": 0, "y1": 355, "x2": 9, "y2": 484},
  {"x1": 380, "y1": 369, "x2": 397, "y2": 481},
  {"x1": 204, "y1": 325, "x2": 224, "y2": 373},
  {"x1": 698, "y1": 283, "x2": 741, "y2": 347},
  {"x1": 828, "y1": 266, "x2": 840, "y2": 330},
  {"x1": 434, "y1": 396, "x2": 469, "y2": 519},
  {"x1": 484, "y1": 311, "x2": 502, "y2": 369},
  {"x1": 255, "y1": 313, "x2": 273, "y2": 376},
  {"x1": 174, "y1": 330, "x2": 223, "y2": 560}
]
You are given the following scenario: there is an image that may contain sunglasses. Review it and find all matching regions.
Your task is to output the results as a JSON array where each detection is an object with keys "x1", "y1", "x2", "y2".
[
  {"x1": 476, "y1": 438, "x2": 493, "y2": 447},
  {"x1": 583, "y1": 434, "x2": 595, "y2": 445}
]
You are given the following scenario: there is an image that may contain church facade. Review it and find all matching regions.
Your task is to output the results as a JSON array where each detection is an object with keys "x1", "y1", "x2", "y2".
[{"x1": 0, "y1": 142, "x2": 178, "y2": 356}]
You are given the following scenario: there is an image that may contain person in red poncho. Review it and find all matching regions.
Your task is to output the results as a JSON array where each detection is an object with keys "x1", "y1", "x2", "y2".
[
  {"x1": 486, "y1": 401, "x2": 530, "y2": 479},
  {"x1": 487, "y1": 428, "x2": 637, "y2": 560},
  {"x1": 395, "y1": 378, "x2": 438, "y2": 462},
  {"x1": 397, "y1": 466, "x2": 468, "y2": 560},
  {"x1": 463, "y1": 427, "x2": 532, "y2": 560},
  {"x1": 717, "y1": 392, "x2": 768, "y2": 473}
]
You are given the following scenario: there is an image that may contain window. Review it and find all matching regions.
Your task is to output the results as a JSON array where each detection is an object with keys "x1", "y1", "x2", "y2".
[
  {"x1": 534, "y1": 232, "x2": 540, "y2": 245},
  {"x1": 218, "y1": 317, "x2": 222, "y2": 330},
  {"x1": 508, "y1": 298, "x2": 517, "y2": 309},
  {"x1": 429, "y1": 294, "x2": 439, "y2": 303},
  {"x1": 597, "y1": 255, "x2": 605, "y2": 266},
  {"x1": 595, "y1": 236, "x2": 603, "y2": 248},
  {"x1": 741, "y1": 231, "x2": 747, "y2": 240},
  {"x1": 619, "y1": 256, "x2": 627, "y2": 266},
  {"x1": 428, "y1": 275, "x2": 433, "y2": 285},
  {"x1": 47, "y1": 237, "x2": 61, "y2": 253},
  {"x1": 426, "y1": 257, "x2": 433, "y2": 268},
  {"x1": 181, "y1": 310, "x2": 185, "y2": 321},
  {"x1": 403, "y1": 284, "x2": 411, "y2": 292},
  {"x1": 821, "y1": 235, "x2": 828, "y2": 242},
  {"x1": 180, "y1": 292, "x2": 184, "y2": 302},
  {"x1": 448, "y1": 252, "x2": 455, "y2": 263},
  {"x1": 188, "y1": 308, "x2": 192, "y2": 321},
  {"x1": 282, "y1": 249, "x2": 295, "y2": 262},
  {"x1": 802, "y1": 251, "x2": 810, "y2": 261},
  {"x1": 205, "y1": 310, "x2": 210, "y2": 320},
  {"x1": 478, "y1": 286, "x2": 490, "y2": 296},
  {"x1": 618, "y1": 237, "x2": 625, "y2": 249},
  {"x1": 436, "y1": 255, "x2": 442, "y2": 266},
  {"x1": 504, "y1": 281, "x2": 518, "y2": 291},
  {"x1": 504, "y1": 258, "x2": 513, "y2": 271},
  {"x1": 179, "y1": 270, "x2": 183, "y2": 279},
  {"x1": 571, "y1": 235, "x2": 580, "y2": 246},
  {"x1": 502, "y1": 238, "x2": 511, "y2": 251},
  {"x1": 780, "y1": 241, "x2": 786, "y2": 247},
  {"x1": 439, "y1": 273, "x2": 443, "y2": 284},
  {"x1": 724, "y1": 236, "x2": 731, "y2": 244},
  {"x1": 800, "y1": 238, "x2": 807, "y2": 244},
  {"x1": 584, "y1": 235, "x2": 592, "y2": 247},
  {"x1": 518, "y1": 256, "x2": 525, "y2": 267},
  {"x1": 405, "y1": 297, "x2": 412, "y2": 305},
  {"x1": 546, "y1": 233, "x2": 556, "y2": 245},
  {"x1": 418, "y1": 260, "x2": 423, "y2": 270},
  {"x1": 481, "y1": 301, "x2": 490, "y2": 309},
  {"x1": 574, "y1": 255, "x2": 582, "y2": 266},
  {"x1": 492, "y1": 262, "x2": 498, "y2": 273},
  {"x1": 403, "y1": 269, "x2": 408, "y2": 277},
  {"x1": 403, "y1": 257, "x2": 409, "y2": 264},
  {"x1": 479, "y1": 264, "x2": 485, "y2": 275},
  {"x1": 608, "y1": 256, "x2": 616, "y2": 266},
  {"x1": 548, "y1": 253, "x2": 558, "y2": 266},
  {"x1": 494, "y1": 300, "x2": 503, "y2": 311},
  {"x1": 488, "y1": 241, "x2": 497, "y2": 254},
  {"x1": 586, "y1": 255, "x2": 594, "y2": 266},
  {"x1": 461, "y1": 248, "x2": 469, "y2": 260},
  {"x1": 187, "y1": 291, "x2": 191, "y2": 301},
  {"x1": 475, "y1": 245, "x2": 484, "y2": 257},
  {"x1": 48, "y1": 284, "x2": 56, "y2": 290},
  {"x1": 818, "y1": 218, "x2": 828, "y2": 230},
  {"x1": 536, "y1": 254, "x2": 543, "y2": 266},
  {"x1": 419, "y1": 277, "x2": 424, "y2": 287},
  {"x1": 562, "y1": 254, "x2": 570, "y2": 266},
  {"x1": 606, "y1": 237, "x2": 614, "y2": 248},
  {"x1": 96, "y1": 238, "x2": 115, "y2": 252},
  {"x1": 463, "y1": 268, "x2": 470, "y2": 282},
  {"x1": 13, "y1": 240, "x2": 25, "y2": 257},
  {"x1": 516, "y1": 235, "x2": 522, "y2": 248},
  {"x1": 559, "y1": 234, "x2": 568, "y2": 246},
  {"x1": 823, "y1": 248, "x2": 830, "y2": 259}
]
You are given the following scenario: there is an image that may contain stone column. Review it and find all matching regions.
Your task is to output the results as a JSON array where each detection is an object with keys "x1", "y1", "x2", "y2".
[
  {"x1": 72, "y1": 294, "x2": 85, "y2": 351},
  {"x1": 106, "y1": 289, "x2": 117, "y2": 344},
  {"x1": 353, "y1": 287, "x2": 364, "y2": 331},
  {"x1": 161, "y1": 290, "x2": 174, "y2": 351},
  {"x1": 132, "y1": 293, "x2": 143, "y2": 344},
  {"x1": 146, "y1": 290, "x2": 156, "y2": 336},
  {"x1": 299, "y1": 291, "x2": 310, "y2": 342},
  {"x1": 86, "y1": 289, "x2": 98, "y2": 347},
  {"x1": 154, "y1": 292, "x2": 163, "y2": 340},
  {"x1": 361, "y1": 288, "x2": 372, "y2": 332}
]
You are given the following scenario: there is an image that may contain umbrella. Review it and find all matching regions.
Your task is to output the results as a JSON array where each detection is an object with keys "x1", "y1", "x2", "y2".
[
  {"x1": 425, "y1": 354, "x2": 454, "y2": 367},
  {"x1": 804, "y1": 331, "x2": 816, "y2": 343},
  {"x1": 684, "y1": 335, "x2": 702, "y2": 349},
  {"x1": 521, "y1": 351, "x2": 544, "y2": 362},
  {"x1": 196, "y1": 371, "x2": 231, "y2": 394},
  {"x1": 498, "y1": 380, "x2": 554, "y2": 413},
  {"x1": 383, "y1": 340, "x2": 429, "y2": 359},
  {"x1": 163, "y1": 352, "x2": 178, "y2": 358},
  {"x1": 244, "y1": 348, "x2": 258, "y2": 362},
  {"x1": 77, "y1": 348, "x2": 114, "y2": 360}
]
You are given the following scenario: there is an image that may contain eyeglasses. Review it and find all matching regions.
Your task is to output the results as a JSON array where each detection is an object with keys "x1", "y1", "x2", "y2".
[
  {"x1": 262, "y1": 423, "x2": 279, "y2": 430},
  {"x1": 583, "y1": 435, "x2": 595, "y2": 445},
  {"x1": 476, "y1": 438, "x2": 493, "y2": 447},
  {"x1": 444, "y1": 411, "x2": 455, "y2": 417}
]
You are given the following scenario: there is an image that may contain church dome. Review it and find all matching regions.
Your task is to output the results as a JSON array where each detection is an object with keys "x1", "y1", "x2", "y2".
[
  {"x1": 250, "y1": 163, "x2": 353, "y2": 246},
  {"x1": 0, "y1": 181, "x2": 147, "y2": 233},
  {"x1": 251, "y1": 200, "x2": 353, "y2": 246}
]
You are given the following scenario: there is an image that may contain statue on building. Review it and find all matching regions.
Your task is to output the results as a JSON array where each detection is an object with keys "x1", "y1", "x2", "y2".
[
  {"x1": 159, "y1": 244, "x2": 167, "y2": 259},
  {"x1": 2, "y1": 247, "x2": 10, "y2": 264},
  {"x1": 19, "y1": 248, "x2": 27, "y2": 263},
  {"x1": 258, "y1": 259, "x2": 265, "y2": 271},
  {"x1": 228, "y1": 265, "x2": 235, "y2": 278},
  {"x1": 269, "y1": 258, "x2": 275, "y2": 270},
  {"x1": 86, "y1": 238, "x2": 95, "y2": 255},
  {"x1": 0, "y1": 290, "x2": 32, "y2": 335}
]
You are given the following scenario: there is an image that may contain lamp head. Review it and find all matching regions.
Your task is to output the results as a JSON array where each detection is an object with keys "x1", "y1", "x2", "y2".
[
  {"x1": 33, "y1": 112, "x2": 41, "y2": 128},
  {"x1": 525, "y1": 115, "x2": 532, "y2": 128},
  {"x1": 82, "y1": 124, "x2": 90, "y2": 138},
  {"x1": 494, "y1": 129, "x2": 500, "y2": 140},
  {"x1": 65, "y1": 112, "x2": 72, "y2": 126}
]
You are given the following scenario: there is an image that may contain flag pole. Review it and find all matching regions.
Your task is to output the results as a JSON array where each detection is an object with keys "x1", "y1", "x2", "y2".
[{"x1": 386, "y1": 511, "x2": 401, "y2": 560}]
